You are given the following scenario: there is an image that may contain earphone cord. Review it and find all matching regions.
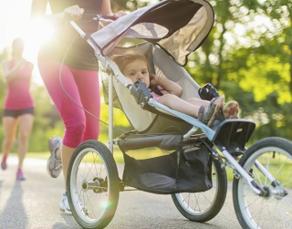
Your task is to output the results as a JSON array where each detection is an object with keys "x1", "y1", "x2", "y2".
[{"x1": 58, "y1": 35, "x2": 127, "y2": 134}]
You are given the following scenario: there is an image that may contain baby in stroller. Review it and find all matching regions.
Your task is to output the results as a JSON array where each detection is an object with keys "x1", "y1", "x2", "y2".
[{"x1": 113, "y1": 53, "x2": 238, "y2": 126}]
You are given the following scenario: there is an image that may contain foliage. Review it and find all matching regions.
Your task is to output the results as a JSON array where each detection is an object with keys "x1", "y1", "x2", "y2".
[
  {"x1": 0, "y1": 0, "x2": 291, "y2": 152},
  {"x1": 187, "y1": 0, "x2": 292, "y2": 141}
]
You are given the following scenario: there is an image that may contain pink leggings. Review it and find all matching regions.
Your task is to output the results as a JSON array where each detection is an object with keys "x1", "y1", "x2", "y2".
[{"x1": 38, "y1": 57, "x2": 100, "y2": 148}]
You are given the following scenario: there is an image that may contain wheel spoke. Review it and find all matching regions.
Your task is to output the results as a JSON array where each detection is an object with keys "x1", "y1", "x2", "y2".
[
  {"x1": 201, "y1": 193, "x2": 211, "y2": 204},
  {"x1": 274, "y1": 157, "x2": 285, "y2": 178},
  {"x1": 244, "y1": 195, "x2": 262, "y2": 209},
  {"x1": 172, "y1": 161, "x2": 226, "y2": 222},
  {"x1": 235, "y1": 138, "x2": 292, "y2": 229},
  {"x1": 194, "y1": 194, "x2": 201, "y2": 212},
  {"x1": 263, "y1": 155, "x2": 271, "y2": 186},
  {"x1": 67, "y1": 142, "x2": 119, "y2": 228},
  {"x1": 252, "y1": 165, "x2": 264, "y2": 186}
]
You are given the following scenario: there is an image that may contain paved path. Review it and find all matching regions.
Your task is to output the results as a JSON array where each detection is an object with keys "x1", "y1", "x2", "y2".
[{"x1": 0, "y1": 157, "x2": 241, "y2": 229}]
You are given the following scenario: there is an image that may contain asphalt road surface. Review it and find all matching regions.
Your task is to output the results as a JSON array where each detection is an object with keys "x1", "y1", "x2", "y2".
[{"x1": 0, "y1": 157, "x2": 241, "y2": 229}]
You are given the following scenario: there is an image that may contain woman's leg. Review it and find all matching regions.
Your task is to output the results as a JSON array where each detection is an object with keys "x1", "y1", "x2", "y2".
[
  {"x1": 71, "y1": 68, "x2": 100, "y2": 141},
  {"x1": 1, "y1": 116, "x2": 18, "y2": 169},
  {"x1": 57, "y1": 68, "x2": 100, "y2": 183},
  {"x1": 17, "y1": 114, "x2": 34, "y2": 170},
  {"x1": 38, "y1": 57, "x2": 86, "y2": 184},
  {"x1": 61, "y1": 145, "x2": 75, "y2": 181}
]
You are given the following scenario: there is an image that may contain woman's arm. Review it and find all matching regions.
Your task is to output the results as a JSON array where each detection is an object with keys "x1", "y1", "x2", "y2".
[
  {"x1": 31, "y1": 0, "x2": 64, "y2": 23},
  {"x1": 31, "y1": 0, "x2": 84, "y2": 23},
  {"x1": 31, "y1": 0, "x2": 47, "y2": 17},
  {"x1": 2, "y1": 60, "x2": 25, "y2": 82},
  {"x1": 100, "y1": 0, "x2": 113, "y2": 16},
  {"x1": 151, "y1": 74, "x2": 183, "y2": 97}
]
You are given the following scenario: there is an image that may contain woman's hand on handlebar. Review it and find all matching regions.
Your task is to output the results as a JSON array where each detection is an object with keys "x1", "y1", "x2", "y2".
[
  {"x1": 113, "y1": 11, "x2": 127, "y2": 18},
  {"x1": 63, "y1": 5, "x2": 85, "y2": 21},
  {"x1": 103, "y1": 11, "x2": 127, "y2": 20}
]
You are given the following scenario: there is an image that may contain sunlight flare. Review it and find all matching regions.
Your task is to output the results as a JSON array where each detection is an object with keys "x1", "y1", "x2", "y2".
[{"x1": 22, "y1": 18, "x2": 55, "y2": 60}]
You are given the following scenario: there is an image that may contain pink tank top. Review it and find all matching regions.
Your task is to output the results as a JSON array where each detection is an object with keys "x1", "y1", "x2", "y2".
[{"x1": 4, "y1": 60, "x2": 34, "y2": 110}]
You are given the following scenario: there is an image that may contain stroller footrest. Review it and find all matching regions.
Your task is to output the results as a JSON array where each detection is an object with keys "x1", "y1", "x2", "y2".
[{"x1": 118, "y1": 134, "x2": 182, "y2": 151}]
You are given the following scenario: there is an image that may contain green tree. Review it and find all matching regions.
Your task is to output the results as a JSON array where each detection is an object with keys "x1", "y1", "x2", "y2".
[{"x1": 186, "y1": 0, "x2": 291, "y2": 140}]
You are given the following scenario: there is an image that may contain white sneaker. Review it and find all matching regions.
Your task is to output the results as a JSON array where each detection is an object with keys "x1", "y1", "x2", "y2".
[
  {"x1": 59, "y1": 192, "x2": 72, "y2": 214},
  {"x1": 47, "y1": 137, "x2": 62, "y2": 178}
]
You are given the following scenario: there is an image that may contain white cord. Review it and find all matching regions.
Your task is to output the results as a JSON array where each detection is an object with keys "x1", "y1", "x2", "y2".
[{"x1": 57, "y1": 35, "x2": 118, "y2": 129}]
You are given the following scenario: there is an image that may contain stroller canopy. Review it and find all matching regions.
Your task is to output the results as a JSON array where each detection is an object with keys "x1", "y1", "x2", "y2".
[{"x1": 90, "y1": 0, "x2": 214, "y2": 65}]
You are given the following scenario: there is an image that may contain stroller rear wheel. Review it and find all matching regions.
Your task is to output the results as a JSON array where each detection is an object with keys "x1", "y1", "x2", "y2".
[
  {"x1": 171, "y1": 158, "x2": 227, "y2": 222},
  {"x1": 67, "y1": 140, "x2": 120, "y2": 229}
]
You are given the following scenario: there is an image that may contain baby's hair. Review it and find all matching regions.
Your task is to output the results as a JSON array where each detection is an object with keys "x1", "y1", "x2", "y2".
[{"x1": 112, "y1": 53, "x2": 148, "y2": 74}]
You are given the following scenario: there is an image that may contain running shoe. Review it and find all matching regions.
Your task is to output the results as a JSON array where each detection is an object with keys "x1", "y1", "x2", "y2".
[
  {"x1": 1, "y1": 154, "x2": 8, "y2": 170},
  {"x1": 198, "y1": 96, "x2": 224, "y2": 127},
  {"x1": 59, "y1": 192, "x2": 72, "y2": 214},
  {"x1": 16, "y1": 168, "x2": 26, "y2": 181},
  {"x1": 47, "y1": 137, "x2": 62, "y2": 178},
  {"x1": 206, "y1": 96, "x2": 224, "y2": 126}
]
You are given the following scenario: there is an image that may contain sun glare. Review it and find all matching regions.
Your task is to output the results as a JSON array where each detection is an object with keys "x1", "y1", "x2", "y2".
[
  {"x1": 21, "y1": 18, "x2": 56, "y2": 85},
  {"x1": 0, "y1": 0, "x2": 55, "y2": 59},
  {"x1": 0, "y1": 0, "x2": 56, "y2": 84},
  {"x1": 23, "y1": 18, "x2": 55, "y2": 61}
]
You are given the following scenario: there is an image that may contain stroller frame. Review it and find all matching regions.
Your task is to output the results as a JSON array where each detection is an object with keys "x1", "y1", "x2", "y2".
[
  {"x1": 66, "y1": 1, "x2": 292, "y2": 229},
  {"x1": 71, "y1": 30, "x2": 264, "y2": 195}
]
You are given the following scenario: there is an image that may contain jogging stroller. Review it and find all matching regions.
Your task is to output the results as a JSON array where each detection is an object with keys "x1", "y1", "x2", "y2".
[{"x1": 66, "y1": 0, "x2": 292, "y2": 228}]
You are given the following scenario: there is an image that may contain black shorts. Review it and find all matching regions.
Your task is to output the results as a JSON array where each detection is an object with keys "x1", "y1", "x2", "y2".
[{"x1": 3, "y1": 107, "x2": 34, "y2": 118}]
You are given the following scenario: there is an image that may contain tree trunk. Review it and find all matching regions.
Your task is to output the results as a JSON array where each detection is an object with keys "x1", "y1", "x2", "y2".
[
  {"x1": 201, "y1": 37, "x2": 213, "y2": 83},
  {"x1": 289, "y1": 14, "x2": 292, "y2": 102},
  {"x1": 216, "y1": 23, "x2": 227, "y2": 88}
]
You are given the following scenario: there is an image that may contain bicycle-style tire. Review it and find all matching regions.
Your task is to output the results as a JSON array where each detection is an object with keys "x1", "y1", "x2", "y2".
[
  {"x1": 233, "y1": 137, "x2": 292, "y2": 229},
  {"x1": 172, "y1": 158, "x2": 227, "y2": 222},
  {"x1": 67, "y1": 140, "x2": 120, "y2": 229}
]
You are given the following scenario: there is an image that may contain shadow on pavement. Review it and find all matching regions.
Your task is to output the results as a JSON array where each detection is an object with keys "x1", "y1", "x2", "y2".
[
  {"x1": 0, "y1": 180, "x2": 2, "y2": 198},
  {"x1": 52, "y1": 213, "x2": 80, "y2": 229},
  {"x1": 0, "y1": 182, "x2": 28, "y2": 229}
]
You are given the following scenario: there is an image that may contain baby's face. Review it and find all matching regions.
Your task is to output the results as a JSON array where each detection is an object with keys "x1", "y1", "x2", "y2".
[{"x1": 123, "y1": 59, "x2": 150, "y2": 87}]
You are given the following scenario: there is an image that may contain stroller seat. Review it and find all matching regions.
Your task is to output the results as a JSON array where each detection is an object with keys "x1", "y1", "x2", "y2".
[
  {"x1": 104, "y1": 43, "x2": 201, "y2": 136},
  {"x1": 95, "y1": 2, "x2": 217, "y2": 194}
]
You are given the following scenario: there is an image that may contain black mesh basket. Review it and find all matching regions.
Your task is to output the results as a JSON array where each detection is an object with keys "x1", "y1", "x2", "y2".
[{"x1": 122, "y1": 143, "x2": 212, "y2": 194}]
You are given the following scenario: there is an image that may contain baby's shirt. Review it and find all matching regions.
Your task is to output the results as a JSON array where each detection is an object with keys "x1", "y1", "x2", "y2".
[{"x1": 150, "y1": 85, "x2": 165, "y2": 101}]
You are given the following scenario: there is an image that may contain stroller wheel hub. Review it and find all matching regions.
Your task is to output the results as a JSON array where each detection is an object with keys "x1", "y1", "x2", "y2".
[{"x1": 81, "y1": 178, "x2": 105, "y2": 193}]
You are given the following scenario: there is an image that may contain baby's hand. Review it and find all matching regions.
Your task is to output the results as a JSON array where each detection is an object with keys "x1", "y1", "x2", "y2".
[
  {"x1": 150, "y1": 74, "x2": 161, "y2": 85},
  {"x1": 63, "y1": 5, "x2": 84, "y2": 21},
  {"x1": 125, "y1": 77, "x2": 133, "y2": 86}
]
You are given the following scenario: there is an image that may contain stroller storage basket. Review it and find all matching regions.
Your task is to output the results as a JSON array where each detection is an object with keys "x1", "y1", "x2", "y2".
[{"x1": 121, "y1": 140, "x2": 212, "y2": 194}]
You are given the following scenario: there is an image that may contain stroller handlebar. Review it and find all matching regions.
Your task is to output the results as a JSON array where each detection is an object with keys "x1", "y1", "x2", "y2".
[
  {"x1": 70, "y1": 21, "x2": 86, "y2": 38},
  {"x1": 69, "y1": 13, "x2": 115, "y2": 39}
]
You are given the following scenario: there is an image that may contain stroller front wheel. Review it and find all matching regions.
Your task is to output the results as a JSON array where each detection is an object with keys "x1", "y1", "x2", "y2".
[
  {"x1": 233, "y1": 137, "x2": 292, "y2": 229},
  {"x1": 67, "y1": 140, "x2": 120, "y2": 229}
]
